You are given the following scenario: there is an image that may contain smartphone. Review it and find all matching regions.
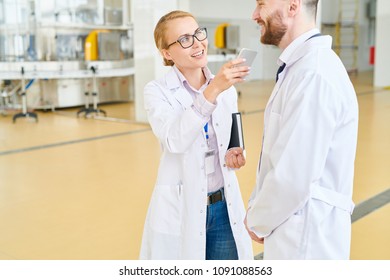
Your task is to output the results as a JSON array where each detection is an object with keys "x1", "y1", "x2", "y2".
[{"x1": 236, "y1": 48, "x2": 258, "y2": 67}]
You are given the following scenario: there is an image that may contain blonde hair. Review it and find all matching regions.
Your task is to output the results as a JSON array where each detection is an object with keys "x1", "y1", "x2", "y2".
[{"x1": 154, "y1": 10, "x2": 195, "y2": 66}]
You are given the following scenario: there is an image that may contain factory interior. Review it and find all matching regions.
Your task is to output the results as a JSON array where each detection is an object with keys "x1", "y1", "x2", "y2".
[{"x1": 0, "y1": 0, "x2": 389, "y2": 260}]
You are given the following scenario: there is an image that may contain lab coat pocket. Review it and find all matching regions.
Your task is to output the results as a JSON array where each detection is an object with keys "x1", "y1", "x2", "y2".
[
  {"x1": 149, "y1": 184, "x2": 182, "y2": 236},
  {"x1": 264, "y1": 212, "x2": 305, "y2": 259}
]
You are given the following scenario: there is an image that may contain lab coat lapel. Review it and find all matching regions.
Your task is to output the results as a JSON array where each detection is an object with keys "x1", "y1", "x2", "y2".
[
  {"x1": 172, "y1": 88, "x2": 193, "y2": 109},
  {"x1": 267, "y1": 78, "x2": 283, "y2": 108},
  {"x1": 165, "y1": 67, "x2": 193, "y2": 110},
  {"x1": 266, "y1": 36, "x2": 332, "y2": 111}
]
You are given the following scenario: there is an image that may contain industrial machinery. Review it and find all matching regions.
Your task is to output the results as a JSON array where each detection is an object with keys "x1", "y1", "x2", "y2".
[{"x1": 0, "y1": 0, "x2": 134, "y2": 115}]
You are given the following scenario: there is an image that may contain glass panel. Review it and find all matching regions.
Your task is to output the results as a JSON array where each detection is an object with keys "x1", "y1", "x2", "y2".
[
  {"x1": 104, "y1": 0, "x2": 122, "y2": 25},
  {"x1": 0, "y1": 0, "x2": 131, "y2": 61},
  {"x1": 38, "y1": 0, "x2": 56, "y2": 22},
  {"x1": 0, "y1": 0, "x2": 33, "y2": 61},
  {"x1": 0, "y1": 0, "x2": 4, "y2": 25},
  {"x1": 38, "y1": 0, "x2": 104, "y2": 25},
  {"x1": 74, "y1": 0, "x2": 102, "y2": 25}
]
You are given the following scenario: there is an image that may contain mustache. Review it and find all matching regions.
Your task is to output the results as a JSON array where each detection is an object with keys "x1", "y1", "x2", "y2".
[{"x1": 256, "y1": 19, "x2": 265, "y2": 25}]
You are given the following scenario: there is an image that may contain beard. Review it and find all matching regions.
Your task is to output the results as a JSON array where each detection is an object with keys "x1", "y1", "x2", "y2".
[{"x1": 258, "y1": 10, "x2": 287, "y2": 46}]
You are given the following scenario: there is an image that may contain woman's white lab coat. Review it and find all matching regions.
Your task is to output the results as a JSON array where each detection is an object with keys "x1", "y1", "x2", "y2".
[
  {"x1": 139, "y1": 67, "x2": 253, "y2": 260},
  {"x1": 247, "y1": 33, "x2": 359, "y2": 259}
]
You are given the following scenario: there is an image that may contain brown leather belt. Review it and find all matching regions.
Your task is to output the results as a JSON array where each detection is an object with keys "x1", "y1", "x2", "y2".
[{"x1": 207, "y1": 188, "x2": 224, "y2": 205}]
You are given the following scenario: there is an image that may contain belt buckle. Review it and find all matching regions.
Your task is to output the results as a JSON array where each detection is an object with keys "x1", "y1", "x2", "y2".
[
  {"x1": 207, "y1": 189, "x2": 223, "y2": 205},
  {"x1": 207, "y1": 196, "x2": 211, "y2": 205}
]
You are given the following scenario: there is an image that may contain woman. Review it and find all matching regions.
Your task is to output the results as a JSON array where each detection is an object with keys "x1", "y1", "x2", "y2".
[{"x1": 140, "y1": 10, "x2": 253, "y2": 260}]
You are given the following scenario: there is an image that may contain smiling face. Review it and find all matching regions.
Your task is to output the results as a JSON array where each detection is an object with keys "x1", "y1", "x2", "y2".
[
  {"x1": 252, "y1": 0, "x2": 288, "y2": 47},
  {"x1": 161, "y1": 17, "x2": 208, "y2": 71}
]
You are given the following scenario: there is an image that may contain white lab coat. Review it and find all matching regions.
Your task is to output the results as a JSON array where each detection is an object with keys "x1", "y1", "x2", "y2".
[
  {"x1": 140, "y1": 67, "x2": 253, "y2": 260},
  {"x1": 247, "y1": 31, "x2": 359, "y2": 259}
]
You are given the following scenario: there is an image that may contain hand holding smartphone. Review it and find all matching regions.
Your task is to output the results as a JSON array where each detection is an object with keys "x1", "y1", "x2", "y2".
[
  {"x1": 204, "y1": 48, "x2": 257, "y2": 102},
  {"x1": 236, "y1": 48, "x2": 258, "y2": 67}
]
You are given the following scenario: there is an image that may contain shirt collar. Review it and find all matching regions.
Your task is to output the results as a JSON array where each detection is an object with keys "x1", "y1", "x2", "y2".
[
  {"x1": 172, "y1": 65, "x2": 187, "y2": 85},
  {"x1": 278, "y1": 28, "x2": 320, "y2": 67},
  {"x1": 172, "y1": 65, "x2": 213, "y2": 91}
]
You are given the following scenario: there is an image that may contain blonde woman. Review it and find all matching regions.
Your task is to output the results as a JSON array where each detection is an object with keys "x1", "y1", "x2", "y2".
[{"x1": 140, "y1": 10, "x2": 253, "y2": 260}]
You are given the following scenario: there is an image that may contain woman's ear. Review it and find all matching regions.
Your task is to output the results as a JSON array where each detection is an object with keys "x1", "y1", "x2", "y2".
[{"x1": 162, "y1": 49, "x2": 173, "y2": 63}]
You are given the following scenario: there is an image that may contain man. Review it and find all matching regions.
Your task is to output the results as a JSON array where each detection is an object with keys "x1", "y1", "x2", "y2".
[{"x1": 245, "y1": 0, "x2": 359, "y2": 259}]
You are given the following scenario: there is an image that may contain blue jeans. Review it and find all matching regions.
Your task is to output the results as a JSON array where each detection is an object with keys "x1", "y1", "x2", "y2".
[{"x1": 206, "y1": 189, "x2": 238, "y2": 260}]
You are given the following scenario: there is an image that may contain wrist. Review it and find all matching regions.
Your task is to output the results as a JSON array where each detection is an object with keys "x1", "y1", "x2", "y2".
[{"x1": 203, "y1": 85, "x2": 219, "y2": 103}]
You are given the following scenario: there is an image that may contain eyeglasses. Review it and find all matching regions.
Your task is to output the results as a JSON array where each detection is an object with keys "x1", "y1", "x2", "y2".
[{"x1": 167, "y1": 27, "x2": 208, "y2": 49}]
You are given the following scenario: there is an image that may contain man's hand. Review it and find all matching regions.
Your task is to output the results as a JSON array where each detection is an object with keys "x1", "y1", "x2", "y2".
[{"x1": 244, "y1": 210, "x2": 264, "y2": 244}]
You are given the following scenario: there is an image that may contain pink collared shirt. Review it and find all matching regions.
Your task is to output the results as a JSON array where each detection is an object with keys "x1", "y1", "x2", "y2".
[{"x1": 173, "y1": 66, "x2": 224, "y2": 193}]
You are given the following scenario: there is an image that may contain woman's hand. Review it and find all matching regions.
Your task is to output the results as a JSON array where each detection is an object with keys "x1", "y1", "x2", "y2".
[
  {"x1": 225, "y1": 147, "x2": 246, "y2": 169},
  {"x1": 204, "y1": 58, "x2": 250, "y2": 103}
]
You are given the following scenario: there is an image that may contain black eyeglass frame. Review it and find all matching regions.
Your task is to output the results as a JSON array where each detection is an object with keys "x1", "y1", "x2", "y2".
[{"x1": 166, "y1": 27, "x2": 208, "y2": 49}]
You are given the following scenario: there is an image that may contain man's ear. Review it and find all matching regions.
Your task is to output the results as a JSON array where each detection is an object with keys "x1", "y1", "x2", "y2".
[{"x1": 288, "y1": 0, "x2": 301, "y2": 16}]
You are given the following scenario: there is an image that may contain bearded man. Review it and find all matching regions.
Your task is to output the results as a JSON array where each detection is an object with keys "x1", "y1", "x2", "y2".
[{"x1": 245, "y1": 0, "x2": 359, "y2": 260}]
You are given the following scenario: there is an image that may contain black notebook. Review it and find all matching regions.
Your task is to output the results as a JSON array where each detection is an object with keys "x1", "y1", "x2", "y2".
[{"x1": 228, "y1": 112, "x2": 245, "y2": 149}]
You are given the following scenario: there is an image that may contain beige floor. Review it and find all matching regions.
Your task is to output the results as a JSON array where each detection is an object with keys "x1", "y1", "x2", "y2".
[{"x1": 0, "y1": 71, "x2": 389, "y2": 260}]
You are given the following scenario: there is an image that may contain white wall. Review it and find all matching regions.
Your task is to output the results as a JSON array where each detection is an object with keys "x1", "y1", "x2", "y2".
[
  {"x1": 374, "y1": 0, "x2": 390, "y2": 87},
  {"x1": 189, "y1": 0, "x2": 255, "y2": 20},
  {"x1": 321, "y1": 0, "x2": 339, "y2": 24}
]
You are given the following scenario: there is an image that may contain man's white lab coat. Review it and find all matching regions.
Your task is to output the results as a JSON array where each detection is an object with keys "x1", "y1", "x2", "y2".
[{"x1": 247, "y1": 30, "x2": 359, "y2": 259}]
